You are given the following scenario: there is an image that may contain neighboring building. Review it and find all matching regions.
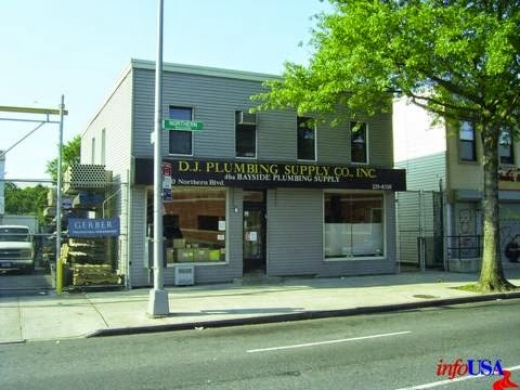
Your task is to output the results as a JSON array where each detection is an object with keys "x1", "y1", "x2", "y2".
[
  {"x1": 81, "y1": 59, "x2": 406, "y2": 288},
  {"x1": 393, "y1": 98, "x2": 520, "y2": 272},
  {"x1": 0, "y1": 151, "x2": 4, "y2": 216}
]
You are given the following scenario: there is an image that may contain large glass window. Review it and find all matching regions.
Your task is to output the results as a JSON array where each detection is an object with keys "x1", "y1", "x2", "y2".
[
  {"x1": 500, "y1": 129, "x2": 515, "y2": 165},
  {"x1": 168, "y1": 106, "x2": 193, "y2": 156},
  {"x1": 235, "y1": 111, "x2": 257, "y2": 158},
  {"x1": 324, "y1": 192, "x2": 384, "y2": 258},
  {"x1": 351, "y1": 122, "x2": 368, "y2": 164},
  {"x1": 459, "y1": 121, "x2": 477, "y2": 162},
  {"x1": 297, "y1": 116, "x2": 316, "y2": 160},
  {"x1": 160, "y1": 187, "x2": 226, "y2": 264}
]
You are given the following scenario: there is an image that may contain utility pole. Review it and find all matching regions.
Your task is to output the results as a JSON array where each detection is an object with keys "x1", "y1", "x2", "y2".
[
  {"x1": 147, "y1": 0, "x2": 170, "y2": 316},
  {"x1": 56, "y1": 95, "x2": 65, "y2": 295}
]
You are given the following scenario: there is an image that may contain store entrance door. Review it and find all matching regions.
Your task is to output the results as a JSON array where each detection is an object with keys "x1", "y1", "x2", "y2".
[{"x1": 243, "y1": 190, "x2": 266, "y2": 273}]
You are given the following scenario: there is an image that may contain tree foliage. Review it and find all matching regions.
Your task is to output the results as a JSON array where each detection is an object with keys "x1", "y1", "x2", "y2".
[
  {"x1": 254, "y1": 0, "x2": 520, "y2": 291},
  {"x1": 46, "y1": 134, "x2": 81, "y2": 182},
  {"x1": 4, "y1": 182, "x2": 48, "y2": 224}
]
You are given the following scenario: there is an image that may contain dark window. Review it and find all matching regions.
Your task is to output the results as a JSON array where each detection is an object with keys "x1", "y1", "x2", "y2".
[
  {"x1": 197, "y1": 216, "x2": 221, "y2": 231},
  {"x1": 235, "y1": 112, "x2": 256, "y2": 158},
  {"x1": 168, "y1": 106, "x2": 193, "y2": 155},
  {"x1": 351, "y1": 122, "x2": 367, "y2": 163},
  {"x1": 500, "y1": 129, "x2": 515, "y2": 165},
  {"x1": 297, "y1": 116, "x2": 315, "y2": 160},
  {"x1": 459, "y1": 121, "x2": 476, "y2": 162}
]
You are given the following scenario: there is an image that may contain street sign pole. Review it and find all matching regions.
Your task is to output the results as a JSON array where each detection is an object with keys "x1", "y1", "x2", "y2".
[{"x1": 148, "y1": 0, "x2": 169, "y2": 317}]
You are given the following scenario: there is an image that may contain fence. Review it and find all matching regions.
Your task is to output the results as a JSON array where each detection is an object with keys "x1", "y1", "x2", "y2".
[{"x1": 396, "y1": 190, "x2": 443, "y2": 270}]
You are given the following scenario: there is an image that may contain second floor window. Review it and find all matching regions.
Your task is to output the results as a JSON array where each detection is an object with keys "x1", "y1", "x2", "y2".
[
  {"x1": 169, "y1": 106, "x2": 193, "y2": 156},
  {"x1": 500, "y1": 129, "x2": 515, "y2": 165},
  {"x1": 235, "y1": 111, "x2": 257, "y2": 158},
  {"x1": 297, "y1": 116, "x2": 316, "y2": 160},
  {"x1": 351, "y1": 122, "x2": 368, "y2": 164},
  {"x1": 459, "y1": 121, "x2": 477, "y2": 162}
]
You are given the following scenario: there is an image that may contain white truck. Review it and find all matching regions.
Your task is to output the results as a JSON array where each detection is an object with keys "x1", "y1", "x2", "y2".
[{"x1": 0, "y1": 225, "x2": 35, "y2": 274}]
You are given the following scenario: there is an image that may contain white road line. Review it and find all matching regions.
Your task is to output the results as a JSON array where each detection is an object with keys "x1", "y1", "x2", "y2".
[
  {"x1": 246, "y1": 330, "x2": 411, "y2": 353},
  {"x1": 394, "y1": 364, "x2": 520, "y2": 390}
]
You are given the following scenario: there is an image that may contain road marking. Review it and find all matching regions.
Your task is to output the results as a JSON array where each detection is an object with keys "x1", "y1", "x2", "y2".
[
  {"x1": 246, "y1": 330, "x2": 411, "y2": 353},
  {"x1": 394, "y1": 364, "x2": 520, "y2": 389}
]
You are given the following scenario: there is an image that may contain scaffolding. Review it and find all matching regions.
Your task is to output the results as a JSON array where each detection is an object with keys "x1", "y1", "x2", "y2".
[{"x1": 0, "y1": 98, "x2": 68, "y2": 293}]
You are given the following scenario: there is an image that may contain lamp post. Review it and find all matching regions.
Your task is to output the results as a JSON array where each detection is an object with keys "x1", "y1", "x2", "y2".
[{"x1": 147, "y1": 0, "x2": 169, "y2": 316}]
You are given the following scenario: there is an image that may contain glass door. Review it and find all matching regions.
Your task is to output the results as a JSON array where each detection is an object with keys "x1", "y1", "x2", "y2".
[{"x1": 243, "y1": 191, "x2": 266, "y2": 273}]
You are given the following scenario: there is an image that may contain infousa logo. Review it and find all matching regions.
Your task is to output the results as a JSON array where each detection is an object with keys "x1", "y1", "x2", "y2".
[{"x1": 436, "y1": 359, "x2": 518, "y2": 389}]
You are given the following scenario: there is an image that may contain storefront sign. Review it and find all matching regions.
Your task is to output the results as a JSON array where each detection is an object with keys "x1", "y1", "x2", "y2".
[
  {"x1": 135, "y1": 158, "x2": 406, "y2": 191},
  {"x1": 68, "y1": 218, "x2": 120, "y2": 237},
  {"x1": 499, "y1": 167, "x2": 520, "y2": 190}
]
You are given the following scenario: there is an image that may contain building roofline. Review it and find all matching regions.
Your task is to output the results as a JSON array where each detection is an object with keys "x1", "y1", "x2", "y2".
[
  {"x1": 130, "y1": 58, "x2": 282, "y2": 82},
  {"x1": 82, "y1": 59, "x2": 281, "y2": 135},
  {"x1": 81, "y1": 62, "x2": 134, "y2": 136}
]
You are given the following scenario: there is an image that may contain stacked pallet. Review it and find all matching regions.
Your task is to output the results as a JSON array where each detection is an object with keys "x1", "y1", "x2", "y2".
[{"x1": 72, "y1": 264, "x2": 120, "y2": 286}]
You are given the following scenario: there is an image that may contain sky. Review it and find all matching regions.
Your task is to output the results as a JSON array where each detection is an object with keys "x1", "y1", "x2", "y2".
[{"x1": 0, "y1": 0, "x2": 333, "y2": 184}]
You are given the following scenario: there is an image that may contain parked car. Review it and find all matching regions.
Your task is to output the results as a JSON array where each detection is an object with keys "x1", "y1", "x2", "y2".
[{"x1": 0, "y1": 225, "x2": 35, "y2": 274}]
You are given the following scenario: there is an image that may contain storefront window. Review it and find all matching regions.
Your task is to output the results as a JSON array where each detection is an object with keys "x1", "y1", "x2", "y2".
[
  {"x1": 148, "y1": 187, "x2": 226, "y2": 264},
  {"x1": 324, "y1": 192, "x2": 384, "y2": 259}
]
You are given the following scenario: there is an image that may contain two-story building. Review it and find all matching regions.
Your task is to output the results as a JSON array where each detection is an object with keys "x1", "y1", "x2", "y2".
[
  {"x1": 393, "y1": 98, "x2": 520, "y2": 272},
  {"x1": 80, "y1": 59, "x2": 406, "y2": 288}
]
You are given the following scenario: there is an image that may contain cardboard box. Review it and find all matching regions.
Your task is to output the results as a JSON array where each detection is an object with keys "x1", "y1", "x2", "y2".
[
  {"x1": 166, "y1": 248, "x2": 175, "y2": 264},
  {"x1": 176, "y1": 248, "x2": 194, "y2": 262},
  {"x1": 194, "y1": 248, "x2": 210, "y2": 262},
  {"x1": 209, "y1": 249, "x2": 221, "y2": 261},
  {"x1": 173, "y1": 239, "x2": 186, "y2": 249}
]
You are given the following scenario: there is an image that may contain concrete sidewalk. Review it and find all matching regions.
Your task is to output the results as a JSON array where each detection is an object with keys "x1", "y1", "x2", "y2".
[{"x1": 2, "y1": 269, "x2": 520, "y2": 344}]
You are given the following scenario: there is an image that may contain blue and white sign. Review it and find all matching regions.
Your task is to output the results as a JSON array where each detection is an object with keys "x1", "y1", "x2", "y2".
[{"x1": 68, "y1": 218, "x2": 120, "y2": 237}]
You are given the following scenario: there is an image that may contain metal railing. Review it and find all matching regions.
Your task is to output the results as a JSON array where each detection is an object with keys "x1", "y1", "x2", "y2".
[{"x1": 446, "y1": 235, "x2": 483, "y2": 260}]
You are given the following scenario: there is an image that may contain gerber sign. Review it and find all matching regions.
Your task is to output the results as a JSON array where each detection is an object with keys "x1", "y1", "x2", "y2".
[
  {"x1": 134, "y1": 158, "x2": 406, "y2": 191},
  {"x1": 68, "y1": 218, "x2": 120, "y2": 237}
]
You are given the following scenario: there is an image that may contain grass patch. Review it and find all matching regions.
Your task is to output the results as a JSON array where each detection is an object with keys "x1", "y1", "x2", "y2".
[
  {"x1": 454, "y1": 283, "x2": 520, "y2": 293},
  {"x1": 455, "y1": 284, "x2": 482, "y2": 293}
]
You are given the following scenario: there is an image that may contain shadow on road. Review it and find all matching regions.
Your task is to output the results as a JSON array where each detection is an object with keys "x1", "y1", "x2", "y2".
[{"x1": 0, "y1": 268, "x2": 53, "y2": 297}]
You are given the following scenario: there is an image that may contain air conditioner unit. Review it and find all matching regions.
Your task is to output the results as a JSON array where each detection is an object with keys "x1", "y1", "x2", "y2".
[
  {"x1": 238, "y1": 111, "x2": 257, "y2": 126},
  {"x1": 174, "y1": 264, "x2": 195, "y2": 286}
]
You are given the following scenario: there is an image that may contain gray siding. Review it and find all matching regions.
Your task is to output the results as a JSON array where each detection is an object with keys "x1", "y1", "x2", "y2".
[
  {"x1": 82, "y1": 60, "x2": 401, "y2": 287},
  {"x1": 82, "y1": 69, "x2": 133, "y2": 175},
  {"x1": 367, "y1": 113, "x2": 394, "y2": 167},
  {"x1": 131, "y1": 67, "x2": 395, "y2": 168},
  {"x1": 266, "y1": 188, "x2": 324, "y2": 275},
  {"x1": 81, "y1": 70, "x2": 134, "y2": 286},
  {"x1": 129, "y1": 187, "x2": 148, "y2": 287},
  {"x1": 395, "y1": 152, "x2": 446, "y2": 191},
  {"x1": 133, "y1": 68, "x2": 268, "y2": 160},
  {"x1": 266, "y1": 189, "x2": 397, "y2": 277},
  {"x1": 319, "y1": 112, "x2": 394, "y2": 167}
]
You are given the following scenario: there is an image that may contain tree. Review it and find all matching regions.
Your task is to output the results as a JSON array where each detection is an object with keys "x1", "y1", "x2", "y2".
[
  {"x1": 4, "y1": 182, "x2": 48, "y2": 224},
  {"x1": 46, "y1": 134, "x2": 81, "y2": 182},
  {"x1": 253, "y1": 0, "x2": 520, "y2": 291}
]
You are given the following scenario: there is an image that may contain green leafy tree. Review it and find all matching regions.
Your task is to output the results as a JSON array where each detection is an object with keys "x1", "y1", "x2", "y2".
[
  {"x1": 46, "y1": 134, "x2": 81, "y2": 182},
  {"x1": 5, "y1": 182, "x2": 48, "y2": 224},
  {"x1": 254, "y1": 0, "x2": 520, "y2": 291}
]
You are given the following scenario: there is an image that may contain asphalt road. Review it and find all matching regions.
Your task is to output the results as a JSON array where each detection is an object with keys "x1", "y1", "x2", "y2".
[
  {"x1": 0, "y1": 268, "x2": 52, "y2": 297},
  {"x1": 1, "y1": 299, "x2": 519, "y2": 390}
]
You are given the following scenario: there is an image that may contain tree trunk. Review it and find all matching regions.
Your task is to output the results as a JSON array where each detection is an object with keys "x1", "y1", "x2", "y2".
[{"x1": 478, "y1": 125, "x2": 516, "y2": 291}]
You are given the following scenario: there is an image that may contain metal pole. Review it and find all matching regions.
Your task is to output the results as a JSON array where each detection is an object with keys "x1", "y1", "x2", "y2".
[
  {"x1": 148, "y1": 0, "x2": 169, "y2": 316},
  {"x1": 56, "y1": 95, "x2": 65, "y2": 295}
]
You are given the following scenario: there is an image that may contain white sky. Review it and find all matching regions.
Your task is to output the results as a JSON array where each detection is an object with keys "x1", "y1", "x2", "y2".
[{"x1": 0, "y1": 0, "x2": 332, "y2": 183}]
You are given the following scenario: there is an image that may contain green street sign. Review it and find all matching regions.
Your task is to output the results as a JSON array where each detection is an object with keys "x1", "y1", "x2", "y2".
[{"x1": 163, "y1": 119, "x2": 204, "y2": 131}]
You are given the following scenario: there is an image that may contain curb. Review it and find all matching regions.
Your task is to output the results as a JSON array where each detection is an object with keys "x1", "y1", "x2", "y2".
[{"x1": 87, "y1": 291, "x2": 520, "y2": 338}]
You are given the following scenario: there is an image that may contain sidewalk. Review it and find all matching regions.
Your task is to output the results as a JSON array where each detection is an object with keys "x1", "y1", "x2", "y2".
[{"x1": 1, "y1": 269, "x2": 520, "y2": 344}]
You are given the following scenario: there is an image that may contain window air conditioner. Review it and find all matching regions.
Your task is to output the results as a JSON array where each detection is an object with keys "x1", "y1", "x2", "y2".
[
  {"x1": 174, "y1": 265, "x2": 195, "y2": 286},
  {"x1": 238, "y1": 111, "x2": 257, "y2": 126}
]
